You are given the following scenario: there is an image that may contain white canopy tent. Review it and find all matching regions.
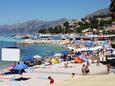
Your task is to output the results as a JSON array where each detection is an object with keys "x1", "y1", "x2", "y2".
[{"x1": 68, "y1": 46, "x2": 103, "y2": 52}]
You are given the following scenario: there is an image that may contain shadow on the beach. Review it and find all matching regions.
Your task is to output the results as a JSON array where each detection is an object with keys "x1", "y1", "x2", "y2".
[
  {"x1": 14, "y1": 77, "x2": 31, "y2": 81},
  {"x1": 4, "y1": 70, "x2": 26, "y2": 75},
  {"x1": 72, "y1": 71, "x2": 110, "y2": 76},
  {"x1": 4, "y1": 72, "x2": 19, "y2": 75}
]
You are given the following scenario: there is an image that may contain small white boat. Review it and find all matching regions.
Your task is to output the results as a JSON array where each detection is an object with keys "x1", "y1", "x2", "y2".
[
  {"x1": 22, "y1": 39, "x2": 34, "y2": 44},
  {"x1": 37, "y1": 33, "x2": 52, "y2": 40}
]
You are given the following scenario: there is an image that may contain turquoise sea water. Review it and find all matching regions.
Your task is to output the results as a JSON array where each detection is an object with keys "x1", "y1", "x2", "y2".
[
  {"x1": 0, "y1": 36, "x2": 65, "y2": 68},
  {"x1": 20, "y1": 44, "x2": 64, "y2": 57}
]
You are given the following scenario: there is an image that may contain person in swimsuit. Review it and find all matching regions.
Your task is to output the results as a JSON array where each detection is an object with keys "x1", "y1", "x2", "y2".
[{"x1": 81, "y1": 64, "x2": 89, "y2": 75}]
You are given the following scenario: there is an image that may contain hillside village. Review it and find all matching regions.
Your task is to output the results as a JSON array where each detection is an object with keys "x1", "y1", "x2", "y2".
[{"x1": 39, "y1": 15, "x2": 115, "y2": 35}]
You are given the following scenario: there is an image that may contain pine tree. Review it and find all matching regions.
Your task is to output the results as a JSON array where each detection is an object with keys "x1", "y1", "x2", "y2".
[{"x1": 109, "y1": 0, "x2": 115, "y2": 18}]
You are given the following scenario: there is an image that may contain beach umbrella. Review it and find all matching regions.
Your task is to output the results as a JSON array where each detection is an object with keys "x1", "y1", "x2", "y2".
[
  {"x1": 107, "y1": 48, "x2": 114, "y2": 51},
  {"x1": 84, "y1": 41, "x2": 93, "y2": 47},
  {"x1": 86, "y1": 50, "x2": 93, "y2": 53},
  {"x1": 53, "y1": 53, "x2": 62, "y2": 57},
  {"x1": 21, "y1": 55, "x2": 34, "y2": 62},
  {"x1": 33, "y1": 55, "x2": 42, "y2": 60},
  {"x1": 13, "y1": 63, "x2": 28, "y2": 70},
  {"x1": 61, "y1": 50, "x2": 69, "y2": 56},
  {"x1": 75, "y1": 52, "x2": 81, "y2": 56},
  {"x1": 13, "y1": 63, "x2": 29, "y2": 81},
  {"x1": 33, "y1": 55, "x2": 42, "y2": 59}
]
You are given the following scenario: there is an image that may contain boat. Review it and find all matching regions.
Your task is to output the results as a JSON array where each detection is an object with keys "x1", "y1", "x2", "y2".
[
  {"x1": 35, "y1": 33, "x2": 52, "y2": 40},
  {"x1": 20, "y1": 34, "x2": 31, "y2": 39}
]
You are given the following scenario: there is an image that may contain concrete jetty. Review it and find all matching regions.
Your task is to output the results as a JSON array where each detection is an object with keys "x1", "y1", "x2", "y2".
[{"x1": 17, "y1": 39, "x2": 70, "y2": 45}]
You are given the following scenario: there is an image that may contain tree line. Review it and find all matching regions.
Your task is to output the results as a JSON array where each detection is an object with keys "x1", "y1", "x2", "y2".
[{"x1": 39, "y1": 15, "x2": 113, "y2": 34}]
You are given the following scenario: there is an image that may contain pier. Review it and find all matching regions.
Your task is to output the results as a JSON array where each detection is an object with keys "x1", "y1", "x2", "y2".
[{"x1": 17, "y1": 39, "x2": 70, "y2": 45}]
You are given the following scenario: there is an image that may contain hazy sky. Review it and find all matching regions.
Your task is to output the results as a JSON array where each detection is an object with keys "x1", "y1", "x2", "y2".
[{"x1": 0, "y1": 0, "x2": 111, "y2": 25}]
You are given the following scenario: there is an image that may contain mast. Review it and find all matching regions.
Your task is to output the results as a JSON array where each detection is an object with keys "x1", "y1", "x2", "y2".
[{"x1": 25, "y1": 23, "x2": 27, "y2": 36}]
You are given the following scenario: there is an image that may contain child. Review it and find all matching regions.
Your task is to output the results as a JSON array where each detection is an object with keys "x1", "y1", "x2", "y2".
[
  {"x1": 72, "y1": 73, "x2": 75, "y2": 78},
  {"x1": 48, "y1": 76, "x2": 54, "y2": 84}
]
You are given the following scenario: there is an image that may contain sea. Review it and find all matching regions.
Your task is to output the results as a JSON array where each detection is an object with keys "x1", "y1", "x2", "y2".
[{"x1": 0, "y1": 36, "x2": 65, "y2": 69}]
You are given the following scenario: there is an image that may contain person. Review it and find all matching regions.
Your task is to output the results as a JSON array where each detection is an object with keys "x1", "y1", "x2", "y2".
[
  {"x1": 81, "y1": 64, "x2": 89, "y2": 75},
  {"x1": 19, "y1": 69, "x2": 25, "y2": 77},
  {"x1": 48, "y1": 76, "x2": 54, "y2": 85},
  {"x1": 106, "y1": 63, "x2": 111, "y2": 74},
  {"x1": 81, "y1": 64, "x2": 86, "y2": 75},
  {"x1": 64, "y1": 63, "x2": 68, "y2": 68},
  {"x1": 72, "y1": 73, "x2": 75, "y2": 78}
]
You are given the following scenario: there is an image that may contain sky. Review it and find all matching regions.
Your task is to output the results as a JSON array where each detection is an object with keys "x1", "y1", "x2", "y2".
[{"x1": 0, "y1": 0, "x2": 111, "y2": 25}]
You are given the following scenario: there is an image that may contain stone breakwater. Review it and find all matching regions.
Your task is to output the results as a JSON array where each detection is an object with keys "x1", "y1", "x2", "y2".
[{"x1": 17, "y1": 39, "x2": 70, "y2": 45}]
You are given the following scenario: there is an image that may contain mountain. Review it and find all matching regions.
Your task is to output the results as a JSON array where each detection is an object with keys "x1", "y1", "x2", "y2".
[
  {"x1": 86, "y1": 8, "x2": 109, "y2": 18},
  {"x1": 0, "y1": 8, "x2": 110, "y2": 35},
  {"x1": 0, "y1": 18, "x2": 68, "y2": 35}
]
